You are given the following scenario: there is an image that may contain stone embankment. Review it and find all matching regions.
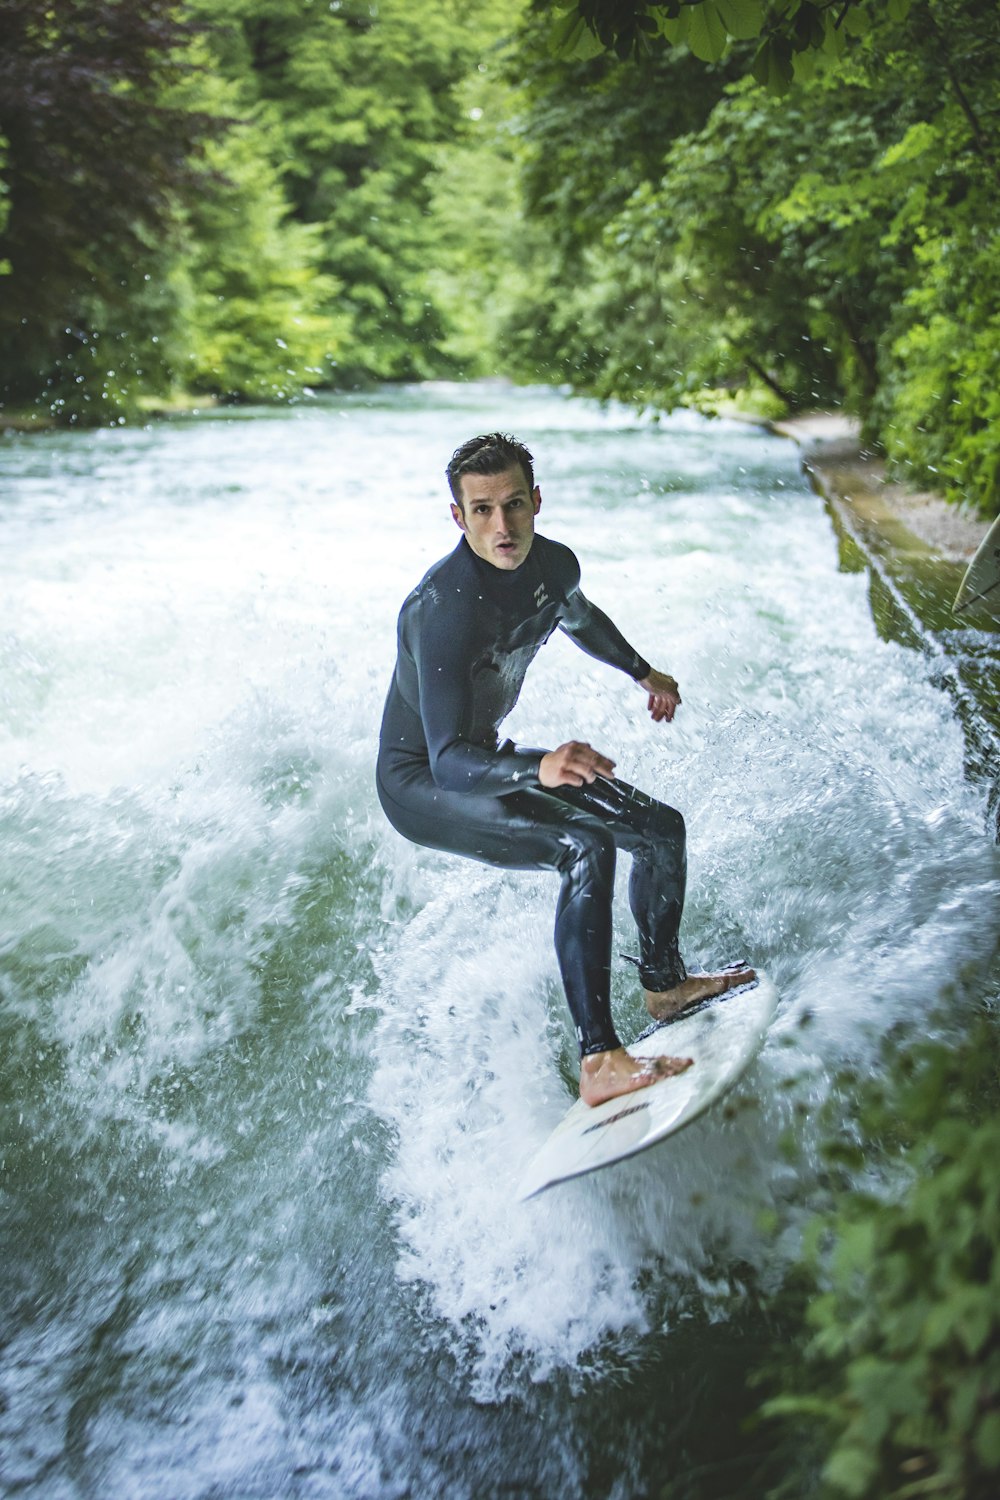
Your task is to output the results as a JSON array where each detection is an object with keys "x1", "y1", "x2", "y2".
[{"x1": 770, "y1": 414, "x2": 999, "y2": 840}]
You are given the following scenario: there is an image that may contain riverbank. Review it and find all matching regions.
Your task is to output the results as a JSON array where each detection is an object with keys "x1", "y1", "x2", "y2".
[
  {"x1": 770, "y1": 412, "x2": 1000, "y2": 839},
  {"x1": 0, "y1": 392, "x2": 220, "y2": 433},
  {"x1": 770, "y1": 412, "x2": 986, "y2": 561}
]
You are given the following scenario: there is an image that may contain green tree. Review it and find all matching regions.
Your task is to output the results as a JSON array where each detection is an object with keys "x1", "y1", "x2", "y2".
[
  {"x1": 0, "y1": 0, "x2": 213, "y2": 414},
  {"x1": 504, "y1": 0, "x2": 1000, "y2": 513},
  {"x1": 422, "y1": 57, "x2": 548, "y2": 375},
  {"x1": 188, "y1": 0, "x2": 521, "y2": 384},
  {"x1": 865, "y1": 0, "x2": 1000, "y2": 513},
  {"x1": 569, "y1": 65, "x2": 913, "y2": 419},
  {"x1": 496, "y1": 20, "x2": 745, "y2": 385},
  {"x1": 161, "y1": 42, "x2": 348, "y2": 404},
  {"x1": 0, "y1": 0, "x2": 528, "y2": 417}
]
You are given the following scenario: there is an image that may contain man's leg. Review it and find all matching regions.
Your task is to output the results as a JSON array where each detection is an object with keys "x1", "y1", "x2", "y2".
[
  {"x1": 375, "y1": 765, "x2": 693, "y2": 1101},
  {"x1": 552, "y1": 776, "x2": 754, "y2": 1020}
]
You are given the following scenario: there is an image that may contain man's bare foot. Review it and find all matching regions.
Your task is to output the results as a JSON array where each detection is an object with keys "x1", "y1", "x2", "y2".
[
  {"x1": 644, "y1": 964, "x2": 757, "y2": 1023},
  {"x1": 579, "y1": 1046, "x2": 693, "y2": 1108}
]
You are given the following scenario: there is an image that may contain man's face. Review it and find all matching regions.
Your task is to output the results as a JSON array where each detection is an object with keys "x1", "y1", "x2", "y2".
[{"x1": 451, "y1": 464, "x2": 542, "y2": 571}]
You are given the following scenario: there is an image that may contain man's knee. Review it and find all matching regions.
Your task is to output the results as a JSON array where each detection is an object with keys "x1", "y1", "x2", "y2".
[
  {"x1": 636, "y1": 798, "x2": 685, "y2": 854},
  {"x1": 557, "y1": 819, "x2": 616, "y2": 884},
  {"x1": 661, "y1": 804, "x2": 685, "y2": 846}
]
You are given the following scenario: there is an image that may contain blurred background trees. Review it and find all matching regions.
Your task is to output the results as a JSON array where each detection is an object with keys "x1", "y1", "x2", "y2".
[
  {"x1": 1, "y1": 0, "x2": 997, "y2": 513},
  {"x1": 0, "y1": 0, "x2": 515, "y2": 416},
  {"x1": 0, "y1": 0, "x2": 212, "y2": 418}
]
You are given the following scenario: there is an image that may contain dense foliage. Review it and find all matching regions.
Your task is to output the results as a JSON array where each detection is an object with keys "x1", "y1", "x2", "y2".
[
  {"x1": 510, "y1": 0, "x2": 1000, "y2": 515},
  {"x1": 538, "y1": 0, "x2": 909, "y2": 78},
  {"x1": 761, "y1": 1003, "x2": 1000, "y2": 1499},
  {"x1": 0, "y1": 0, "x2": 997, "y2": 513},
  {"x1": 0, "y1": 0, "x2": 214, "y2": 415},
  {"x1": 0, "y1": 0, "x2": 516, "y2": 417}
]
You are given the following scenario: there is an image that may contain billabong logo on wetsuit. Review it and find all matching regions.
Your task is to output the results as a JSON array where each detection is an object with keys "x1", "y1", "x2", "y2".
[{"x1": 534, "y1": 585, "x2": 549, "y2": 609}]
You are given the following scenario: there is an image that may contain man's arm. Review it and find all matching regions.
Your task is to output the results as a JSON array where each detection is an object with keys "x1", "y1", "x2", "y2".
[
  {"x1": 561, "y1": 588, "x2": 681, "y2": 724},
  {"x1": 559, "y1": 587, "x2": 650, "y2": 682}
]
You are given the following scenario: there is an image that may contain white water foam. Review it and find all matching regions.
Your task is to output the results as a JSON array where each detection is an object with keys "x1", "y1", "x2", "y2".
[
  {"x1": 364, "y1": 427, "x2": 1000, "y2": 1395},
  {"x1": 3, "y1": 391, "x2": 998, "y2": 1464}
]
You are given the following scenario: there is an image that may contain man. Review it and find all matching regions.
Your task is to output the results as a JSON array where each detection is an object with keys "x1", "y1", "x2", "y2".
[{"x1": 377, "y1": 432, "x2": 754, "y2": 1106}]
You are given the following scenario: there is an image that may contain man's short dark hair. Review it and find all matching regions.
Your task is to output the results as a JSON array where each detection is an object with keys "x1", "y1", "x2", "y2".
[{"x1": 446, "y1": 432, "x2": 535, "y2": 506}]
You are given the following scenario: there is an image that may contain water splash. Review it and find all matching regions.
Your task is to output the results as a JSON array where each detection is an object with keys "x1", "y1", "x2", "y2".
[{"x1": 1, "y1": 386, "x2": 997, "y2": 1493}]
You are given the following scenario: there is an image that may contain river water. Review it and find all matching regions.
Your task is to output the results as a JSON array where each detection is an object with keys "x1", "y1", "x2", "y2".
[{"x1": 2, "y1": 383, "x2": 998, "y2": 1498}]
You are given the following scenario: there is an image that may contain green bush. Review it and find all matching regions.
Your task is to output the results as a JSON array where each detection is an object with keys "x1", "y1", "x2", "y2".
[
  {"x1": 880, "y1": 231, "x2": 1000, "y2": 519},
  {"x1": 763, "y1": 1005, "x2": 1000, "y2": 1499}
]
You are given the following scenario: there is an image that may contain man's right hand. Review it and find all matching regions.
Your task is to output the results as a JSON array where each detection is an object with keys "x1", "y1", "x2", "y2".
[{"x1": 539, "y1": 741, "x2": 616, "y2": 789}]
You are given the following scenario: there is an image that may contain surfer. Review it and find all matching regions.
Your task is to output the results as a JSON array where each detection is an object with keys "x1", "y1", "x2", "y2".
[{"x1": 376, "y1": 432, "x2": 754, "y2": 1106}]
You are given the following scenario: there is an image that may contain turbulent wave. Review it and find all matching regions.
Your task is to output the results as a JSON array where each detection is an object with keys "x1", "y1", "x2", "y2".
[{"x1": 2, "y1": 386, "x2": 997, "y2": 1495}]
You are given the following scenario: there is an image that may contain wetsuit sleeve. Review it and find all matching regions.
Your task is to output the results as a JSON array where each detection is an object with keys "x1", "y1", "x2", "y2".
[
  {"x1": 560, "y1": 586, "x2": 650, "y2": 681},
  {"x1": 409, "y1": 598, "x2": 544, "y2": 796}
]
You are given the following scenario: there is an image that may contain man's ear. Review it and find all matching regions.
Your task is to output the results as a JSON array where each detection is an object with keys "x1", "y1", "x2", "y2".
[
  {"x1": 532, "y1": 487, "x2": 542, "y2": 515},
  {"x1": 450, "y1": 501, "x2": 467, "y2": 532}
]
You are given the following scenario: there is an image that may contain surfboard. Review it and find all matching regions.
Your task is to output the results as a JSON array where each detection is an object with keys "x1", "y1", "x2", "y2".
[
  {"x1": 954, "y1": 513, "x2": 1000, "y2": 614},
  {"x1": 517, "y1": 974, "x2": 778, "y2": 1200}
]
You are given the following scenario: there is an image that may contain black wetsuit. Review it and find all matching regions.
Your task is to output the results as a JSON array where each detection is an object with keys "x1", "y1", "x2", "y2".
[{"x1": 376, "y1": 532, "x2": 687, "y2": 1055}]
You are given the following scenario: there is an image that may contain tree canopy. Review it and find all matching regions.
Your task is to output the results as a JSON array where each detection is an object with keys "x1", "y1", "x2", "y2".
[
  {"x1": 540, "y1": 0, "x2": 917, "y2": 83},
  {"x1": 0, "y1": 0, "x2": 214, "y2": 410},
  {"x1": 0, "y1": 0, "x2": 997, "y2": 513},
  {"x1": 507, "y1": 0, "x2": 1000, "y2": 514}
]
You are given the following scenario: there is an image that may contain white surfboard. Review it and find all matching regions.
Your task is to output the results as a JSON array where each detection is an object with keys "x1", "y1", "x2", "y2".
[
  {"x1": 954, "y1": 513, "x2": 1000, "y2": 614},
  {"x1": 517, "y1": 974, "x2": 778, "y2": 1200}
]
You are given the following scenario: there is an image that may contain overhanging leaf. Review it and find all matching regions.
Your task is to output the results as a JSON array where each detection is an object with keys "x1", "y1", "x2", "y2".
[
  {"x1": 792, "y1": 46, "x2": 818, "y2": 82},
  {"x1": 822, "y1": 11, "x2": 848, "y2": 56},
  {"x1": 714, "y1": 0, "x2": 765, "y2": 41},
  {"x1": 549, "y1": 11, "x2": 606, "y2": 60},
  {"x1": 752, "y1": 35, "x2": 794, "y2": 92},
  {"x1": 657, "y1": 10, "x2": 690, "y2": 46},
  {"x1": 687, "y1": 3, "x2": 729, "y2": 62}
]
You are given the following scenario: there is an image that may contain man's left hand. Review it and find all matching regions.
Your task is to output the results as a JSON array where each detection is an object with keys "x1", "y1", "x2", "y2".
[{"x1": 638, "y1": 669, "x2": 681, "y2": 724}]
